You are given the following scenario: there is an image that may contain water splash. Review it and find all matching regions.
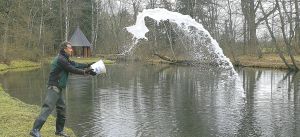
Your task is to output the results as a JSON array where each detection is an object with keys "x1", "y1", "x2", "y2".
[
  {"x1": 125, "y1": 8, "x2": 233, "y2": 69},
  {"x1": 125, "y1": 8, "x2": 245, "y2": 98}
]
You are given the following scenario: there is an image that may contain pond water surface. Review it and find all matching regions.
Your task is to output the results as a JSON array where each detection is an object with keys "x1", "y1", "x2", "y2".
[{"x1": 1, "y1": 63, "x2": 300, "y2": 137}]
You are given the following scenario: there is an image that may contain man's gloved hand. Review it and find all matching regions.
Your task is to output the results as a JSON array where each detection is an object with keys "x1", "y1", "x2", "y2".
[
  {"x1": 87, "y1": 62, "x2": 96, "y2": 67},
  {"x1": 85, "y1": 68, "x2": 97, "y2": 76}
]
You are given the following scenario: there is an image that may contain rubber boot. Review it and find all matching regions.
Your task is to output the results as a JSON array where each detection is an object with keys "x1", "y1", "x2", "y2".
[
  {"x1": 55, "y1": 131, "x2": 69, "y2": 137},
  {"x1": 56, "y1": 118, "x2": 65, "y2": 133},
  {"x1": 30, "y1": 129, "x2": 41, "y2": 137},
  {"x1": 30, "y1": 119, "x2": 45, "y2": 137},
  {"x1": 55, "y1": 117, "x2": 69, "y2": 137}
]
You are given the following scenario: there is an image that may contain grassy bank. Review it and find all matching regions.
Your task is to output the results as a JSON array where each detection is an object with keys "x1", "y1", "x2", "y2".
[
  {"x1": 232, "y1": 54, "x2": 300, "y2": 69},
  {"x1": 0, "y1": 60, "x2": 40, "y2": 74},
  {"x1": 42, "y1": 57, "x2": 115, "y2": 64},
  {"x1": 1, "y1": 55, "x2": 297, "y2": 71},
  {"x1": 70, "y1": 57, "x2": 115, "y2": 64},
  {"x1": 0, "y1": 58, "x2": 115, "y2": 73},
  {"x1": 0, "y1": 85, "x2": 76, "y2": 137}
]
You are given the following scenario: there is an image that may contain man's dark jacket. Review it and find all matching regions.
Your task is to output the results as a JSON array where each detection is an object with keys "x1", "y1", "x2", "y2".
[{"x1": 48, "y1": 50, "x2": 88, "y2": 89}]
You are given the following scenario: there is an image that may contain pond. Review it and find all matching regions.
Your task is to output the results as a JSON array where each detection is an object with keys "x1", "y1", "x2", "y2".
[{"x1": 1, "y1": 62, "x2": 300, "y2": 137}]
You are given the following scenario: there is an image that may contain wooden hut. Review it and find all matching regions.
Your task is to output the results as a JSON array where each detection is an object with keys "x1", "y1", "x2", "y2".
[{"x1": 69, "y1": 27, "x2": 92, "y2": 57}]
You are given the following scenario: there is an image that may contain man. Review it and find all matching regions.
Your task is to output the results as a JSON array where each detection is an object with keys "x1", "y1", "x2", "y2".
[{"x1": 30, "y1": 41, "x2": 96, "y2": 137}]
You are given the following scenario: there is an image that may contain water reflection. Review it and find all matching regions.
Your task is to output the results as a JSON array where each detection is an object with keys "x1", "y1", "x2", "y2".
[
  {"x1": 67, "y1": 64, "x2": 244, "y2": 137},
  {"x1": 236, "y1": 68, "x2": 300, "y2": 137},
  {"x1": 0, "y1": 63, "x2": 300, "y2": 137}
]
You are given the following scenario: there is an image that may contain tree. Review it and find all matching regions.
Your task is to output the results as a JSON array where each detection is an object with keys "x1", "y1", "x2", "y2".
[
  {"x1": 0, "y1": 0, "x2": 12, "y2": 60},
  {"x1": 295, "y1": 0, "x2": 300, "y2": 48},
  {"x1": 39, "y1": 0, "x2": 45, "y2": 56},
  {"x1": 91, "y1": 0, "x2": 102, "y2": 51},
  {"x1": 259, "y1": 1, "x2": 291, "y2": 69},
  {"x1": 241, "y1": 0, "x2": 261, "y2": 57},
  {"x1": 147, "y1": 0, "x2": 158, "y2": 8},
  {"x1": 275, "y1": 0, "x2": 299, "y2": 70},
  {"x1": 176, "y1": 0, "x2": 196, "y2": 18},
  {"x1": 225, "y1": 0, "x2": 237, "y2": 63},
  {"x1": 240, "y1": 0, "x2": 276, "y2": 58},
  {"x1": 65, "y1": 0, "x2": 69, "y2": 41},
  {"x1": 132, "y1": 0, "x2": 141, "y2": 22}
]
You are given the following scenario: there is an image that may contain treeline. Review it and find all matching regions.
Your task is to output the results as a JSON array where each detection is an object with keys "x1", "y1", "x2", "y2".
[
  {"x1": 0, "y1": 0, "x2": 300, "y2": 69},
  {"x1": 0, "y1": 0, "x2": 132, "y2": 61}
]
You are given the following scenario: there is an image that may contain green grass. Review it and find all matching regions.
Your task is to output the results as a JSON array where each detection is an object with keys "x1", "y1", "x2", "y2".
[
  {"x1": 0, "y1": 85, "x2": 76, "y2": 137},
  {"x1": 0, "y1": 60, "x2": 41, "y2": 73},
  {"x1": 231, "y1": 54, "x2": 300, "y2": 69},
  {"x1": 0, "y1": 64, "x2": 9, "y2": 71},
  {"x1": 0, "y1": 57, "x2": 115, "y2": 74},
  {"x1": 8, "y1": 60, "x2": 40, "y2": 69},
  {"x1": 70, "y1": 57, "x2": 115, "y2": 64},
  {"x1": 42, "y1": 57, "x2": 115, "y2": 65}
]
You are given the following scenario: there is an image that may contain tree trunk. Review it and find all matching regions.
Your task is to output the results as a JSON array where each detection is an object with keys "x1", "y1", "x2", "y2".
[
  {"x1": 227, "y1": 0, "x2": 237, "y2": 63},
  {"x1": 39, "y1": 0, "x2": 44, "y2": 56},
  {"x1": 189, "y1": 0, "x2": 196, "y2": 18},
  {"x1": 65, "y1": 0, "x2": 69, "y2": 41},
  {"x1": 154, "y1": 53, "x2": 176, "y2": 62},
  {"x1": 249, "y1": 0, "x2": 262, "y2": 58},
  {"x1": 28, "y1": 0, "x2": 36, "y2": 49},
  {"x1": 243, "y1": 17, "x2": 247, "y2": 54},
  {"x1": 148, "y1": 0, "x2": 157, "y2": 8},
  {"x1": 153, "y1": 53, "x2": 212, "y2": 66},
  {"x1": 2, "y1": 0, "x2": 11, "y2": 60},
  {"x1": 259, "y1": 2, "x2": 291, "y2": 69},
  {"x1": 163, "y1": 22, "x2": 176, "y2": 60},
  {"x1": 276, "y1": 0, "x2": 299, "y2": 70},
  {"x1": 60, "y1": 0, "x2": 64, "y2": 41},
  {"x1": 108, "y1": 0, "x2": 116, "y2": 52},
  {"x1": 241, "y1": 0, "x2": 263, "y2": 58},
  {"x1": 241, "y1": 0, "x2": 250, "y2": 54},
  {"x1": 132, "y1": 1, "x2": 139, "y2": 22},
  {"x1": 294, "y1": 0, "x2": 300, "y2": 49},
  {"x1": 3, "y1": 20, "x2": 9, "y2": 60},
  {"x1": 94, "y1": 0, "x2": 100, "y2": 52},
  {"x1": 91, "y1": 0, "x2": 95, "y2": 47}
]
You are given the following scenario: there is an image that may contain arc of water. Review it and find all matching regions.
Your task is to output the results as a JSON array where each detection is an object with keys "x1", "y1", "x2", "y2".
[
  {"x1": 125, "y1": 8, "x2": 245, "y2": 98},
  {"x1": 125, "y1": 8, "x2": 233, "y2": 69}
]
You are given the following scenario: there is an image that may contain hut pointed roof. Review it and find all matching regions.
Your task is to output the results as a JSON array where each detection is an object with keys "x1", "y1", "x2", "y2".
[{"x1": 69, "y1": 27, "x2": 91, "y2": 47}]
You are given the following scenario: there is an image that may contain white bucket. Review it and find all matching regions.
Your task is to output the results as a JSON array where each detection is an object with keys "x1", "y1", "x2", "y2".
[{"x1": 90, "y1": 60, "x2": 106, "y2": 75}]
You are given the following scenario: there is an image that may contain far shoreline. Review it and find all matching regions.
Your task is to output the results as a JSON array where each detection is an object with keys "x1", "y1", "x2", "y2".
[
  {"x1": 1, "y1": 54, "x2": 298, "y2": 74},
  {"x1": 229, "y1": 54, "x2": 299, "y2": 70}
]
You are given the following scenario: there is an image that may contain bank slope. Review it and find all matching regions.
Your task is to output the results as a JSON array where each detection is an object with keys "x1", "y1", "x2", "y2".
[{"x1": 0, "y1": 85, "x2": 76, "y2": 137}]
